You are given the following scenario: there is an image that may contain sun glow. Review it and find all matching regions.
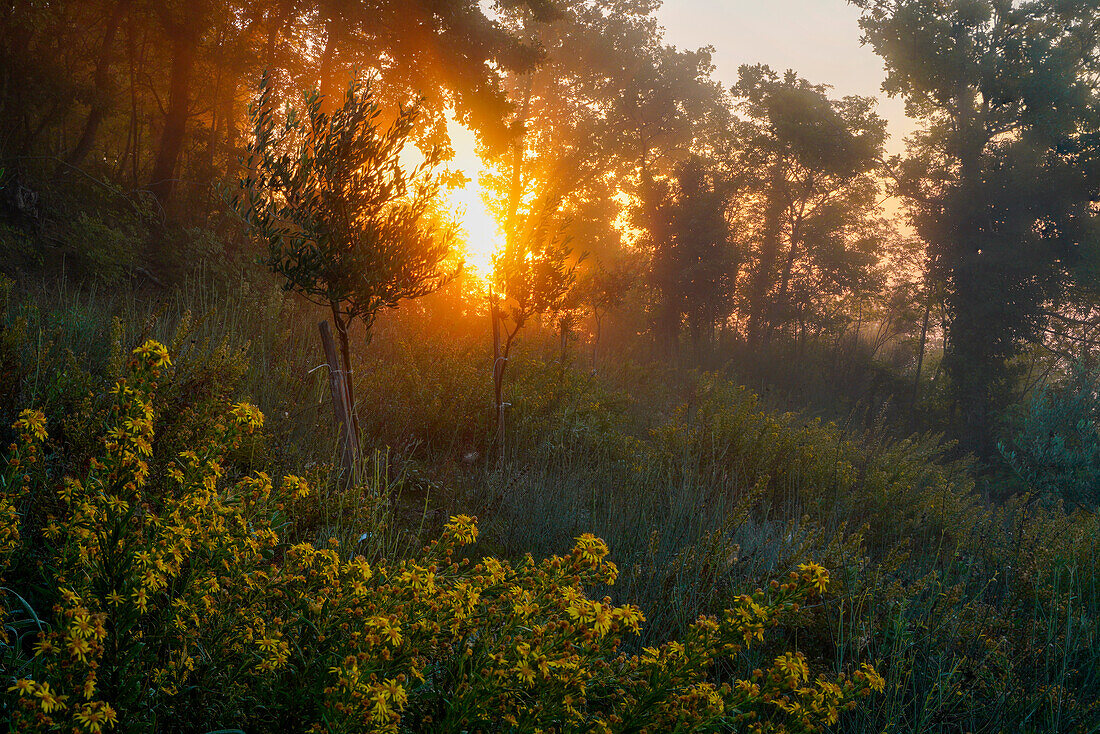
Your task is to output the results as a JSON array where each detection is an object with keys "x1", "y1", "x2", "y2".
[
  {"x1": 445, "y1": 119, "x2": 502, "y2": 280},
  {"x1": 449, "y1": 179, "x2": 500, "y2": 280}
]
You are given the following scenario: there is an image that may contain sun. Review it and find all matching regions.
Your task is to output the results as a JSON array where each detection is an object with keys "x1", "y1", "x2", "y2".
[
  {"x1": 445, "y1": 118, "x2": 502, "y2": 280},
  {"x1": 448, "y1": 179, "x2": 500, "y2": 280}
]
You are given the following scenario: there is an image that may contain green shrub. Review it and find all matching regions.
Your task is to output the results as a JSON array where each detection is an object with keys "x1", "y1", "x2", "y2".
[{"x1": 999, "y1": 362, "x2": 1100, "y2": 508}]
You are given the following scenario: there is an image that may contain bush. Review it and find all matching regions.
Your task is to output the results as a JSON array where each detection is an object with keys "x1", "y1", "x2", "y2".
[
  {"x1": 999, "y1": 362, "x2": 1100, "y2": 508},
  {"x1": 1, "y1": 341, "x2": 882, "y2": 733}
]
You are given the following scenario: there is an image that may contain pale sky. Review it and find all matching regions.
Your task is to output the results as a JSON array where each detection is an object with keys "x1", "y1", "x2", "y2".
[{"x1": 657, "y1": 0, "x2": 915, "y2": 152}]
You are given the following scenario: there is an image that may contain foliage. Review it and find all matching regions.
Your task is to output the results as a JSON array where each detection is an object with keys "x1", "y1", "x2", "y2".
[
  {"x1": 650, "y1": 156, "x2": 739, "y2": 355},
  {"x1": 1000, "y1": 362, "x2": 1100, "y2": 508},
  {"x1": 854, "y1": 0, "x2": 1100, "y2": 451},
  {"x1": 477, "y1": 360, "x2": 1100, "y2": 733},
  {"x1": 238, "y1": 71, "x2": 459, "y2": 464},
  {"x1": 0, "y1": 0, "x2": 542, "y2": 207},
  {"x1": 730, "y1": 64, "x2": 890, "y2": 344},
  {"x1": 0, "y1": 341, "x2": 883, "y2": 733},
  {"x1": 239, "y1": 73, "x2": 458, "y2": 337}
]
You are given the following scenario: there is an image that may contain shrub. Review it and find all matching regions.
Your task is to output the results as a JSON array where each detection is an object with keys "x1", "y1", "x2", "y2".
[
  {"x1": 999, "y1": 362, "x2": 1100, "y2": 508},
  {"x1": 0, "y1": 341, "x2": 882, "y2": 733}
]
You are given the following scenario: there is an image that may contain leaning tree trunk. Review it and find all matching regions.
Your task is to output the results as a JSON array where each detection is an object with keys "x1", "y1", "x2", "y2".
[{"x1": 64, "y1": 0, "x2": 131, "y2": 171}]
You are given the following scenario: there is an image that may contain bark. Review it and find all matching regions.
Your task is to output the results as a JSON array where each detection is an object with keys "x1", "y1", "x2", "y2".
[
  {"x1": 330, "y1": 305, "x2": 361, "y2": 438},
  {"x1": 913, "y1": 299, "x2": 931, "y2": 405},
  {"x1": 769, "y1": 200, "x2": 809, "y2": 342},
  {"x1": 64, "y1": 0, "x2": 131, "y2": 170},
  {"x1": 491, "y1": 295, "x2": 505, "y2": 460},
  {"x1": 745, "y1": 162, "x2": 789, "y2": 343},
  {"x1": 319, "y1": 320, "x2": 359, "y2": 483},
  {"x1": 148, "y1": 14, "x2": 201, "y2": 205},
  {"x1": 503, "y1": 75, "x2": 533, "y2": 250},
  {"x1": 317, "y1": 10, "x2": 344, "y2": 112}
]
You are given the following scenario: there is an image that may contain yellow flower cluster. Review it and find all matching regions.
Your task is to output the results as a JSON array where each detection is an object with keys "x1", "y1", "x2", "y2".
[
  {"x1": 0, "y1": 342, "x2": 882, "y2": 733},
  {"x1": 443, "y1": 513, "x2": 478, "y2": 545},
  {"x1": 13, "y1": 408, "x2": 47, "y2": 442}
]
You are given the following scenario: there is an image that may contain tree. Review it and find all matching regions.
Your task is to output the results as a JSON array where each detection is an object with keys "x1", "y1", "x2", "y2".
[
  {"x1": 238, "y1": 74, "x2": 457, "y2": 475},
  {"x1": 576, "y1": 257, "x2": 637, "y2": 370},
  {"x1": 0, "y1": 0, "x2": 545, "y2": 215},
  {"x1": 731, "y1": 65, "x2": 889, "y2": 345},
  {"x1": 649, "y1": 155, "x2": 739, "y2": 359},
  {"x1": 853, "y1": 0, "x2": 1100, "y2": 452}
]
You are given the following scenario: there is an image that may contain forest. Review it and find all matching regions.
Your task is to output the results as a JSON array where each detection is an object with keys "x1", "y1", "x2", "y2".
[{"x1": 1, "y1": 0, "x2": 1099, "y2": 731}]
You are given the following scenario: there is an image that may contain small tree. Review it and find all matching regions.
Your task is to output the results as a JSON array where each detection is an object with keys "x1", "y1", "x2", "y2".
[
  {"x1": 490, "y1": 217, "x2": 579, "y2": 458},
  {"x1": 578, "y1": 258, "x2": 637, "y2": 370},
  {"x1": 238, "y1": 73, "x2": 457, "y2": 476}
]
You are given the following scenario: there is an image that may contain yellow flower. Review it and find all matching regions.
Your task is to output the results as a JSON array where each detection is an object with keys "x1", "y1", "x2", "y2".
[
  {"x1": 33, "y1": 638, "x2": 57, "y2": 657},
  {"x1": 133, "y1": 339, "x2": 172, "y2": 369},
  {"x1": 368, "y1": 616, "x2": 403, "y2": 647},
  {"x1": 613, "y1": 604, "x2": 645, "y2": 633},
  {"x1": 13, "y1": 408, "x2": 47, "y2": 442},
  {"x1": 573, "y1": 533, "x2": 609, "y2": 565},
  {"x1": 132, "y1": 587, "x2": 149, "y2": 613},
  {"x1": 370, "y1": 695, "x2": 393, "y2": 724},
  {"x1": 231, "y1": 402, "x2": 264, "y2": 431},
  {"x1": 591, "y1": 602, "x2": 613, "y2": 637},
  {"x1": 74, "y1": 700, "x2": 117, "y2": 733},
  {"x1": 514, "y1": 659, "x2": 537, "y2": 685},
  {"x1": 860, "y1": 663, "x2": 885, "y2": 693},
  {"x1": 798, "y1": 562, "x2": 830, "y2": 594},
  {"x1": 444, "y1": 514, "x2": 479, "y2": 545},
  {"x1": 383, "y1": 625, "x2": 403, "y2": 646},
  {"x1": 33, "y1": 681, "x2": 67, "y2": 713},
  {"x1": 71, "y1": 614, "x2": 96, "y2": 639},
  {"x1": 68, "y1": 634, "x2": 93, "y2": 663},
  {"x1": 283, "y1": 474, "x2": 311, "y2": 499},
  {"x1": 7, "y1": 678, "x2": 35, "y2": 696},
  {"x1": 774, "y1": 651, "x2": 809, "y2": 684},
  {"x1": 379, "y1": 678, "x2": 407, "y2": 705}
]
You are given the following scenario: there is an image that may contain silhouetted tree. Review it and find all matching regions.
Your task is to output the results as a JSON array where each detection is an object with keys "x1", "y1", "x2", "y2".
[
  {"x1": 854, "y1": 0, "x2": 1100, "y2": 452},
  {"x1": 731, "y1": 65, "x2": 888, "y2": 344},
  {"x1": 650, "y1": 156, "x2": 738, "y2": 358}
]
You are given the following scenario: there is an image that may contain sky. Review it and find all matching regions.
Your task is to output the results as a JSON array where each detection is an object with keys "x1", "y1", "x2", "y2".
[{"x1": 656, "y1": 0, "x2": 915, "y2": 152}]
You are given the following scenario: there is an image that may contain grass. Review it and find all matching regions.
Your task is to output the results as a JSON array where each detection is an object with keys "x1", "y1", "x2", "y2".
[{"x1": 3, "y1": 268, "x2": 1100, "y2": 732}]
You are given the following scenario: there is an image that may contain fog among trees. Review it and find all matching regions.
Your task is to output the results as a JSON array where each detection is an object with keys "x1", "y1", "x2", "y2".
[{"x1": 2, "y1": 1, "x2": 1100, "y2": 732}]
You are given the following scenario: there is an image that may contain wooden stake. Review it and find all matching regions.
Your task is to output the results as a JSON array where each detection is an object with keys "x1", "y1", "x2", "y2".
[{"x1": 491, "y1": 295, "x2": 505, "y2": 462}]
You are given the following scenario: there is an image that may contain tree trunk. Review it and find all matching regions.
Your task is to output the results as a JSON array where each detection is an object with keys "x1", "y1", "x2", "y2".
[
  {"x1": 491, "y1": 296, "x2": 506, "y2": 461},
  {"x1": 222, "y1": 80, "x2": 238, "y2": 175},
  {"x1": 746, "y1": 163, "x2": 788, "y2": 343},
  {"x1": 126, "y1": 11, "x2": 140, "y2": 186},
  {"x1": 504, "y1": 75, "x2": 533, "y2": 251},
  {"x1": 149, "y1": 13, "x2": 202, "y2": 205},
  {"x1": 320, "y1": 320, "x2": 359, "y2": 483},
  {"x1": 768, "y1": 207, "x2": 806, "y2": 343},
  {"x1": 591, "y1": 309, "x2": 602, "y2": 371},
  {"x1": 331, "y1": 307, "x2": 361, "y2": 438},
  {"x1": 64, "y1": 0, "x2": 130, "y2": 171},
  {"x1": 912, "y1": 298, "x2": 931, "y2": 405},
  {"x1": 317, "y1": 10, "x2": 344, "y2": 111}
]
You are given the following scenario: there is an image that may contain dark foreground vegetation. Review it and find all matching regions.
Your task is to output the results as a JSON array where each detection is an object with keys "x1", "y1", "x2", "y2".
[{"x1": 3, "y1": 0, "x2": 1100, "y2": 732}]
